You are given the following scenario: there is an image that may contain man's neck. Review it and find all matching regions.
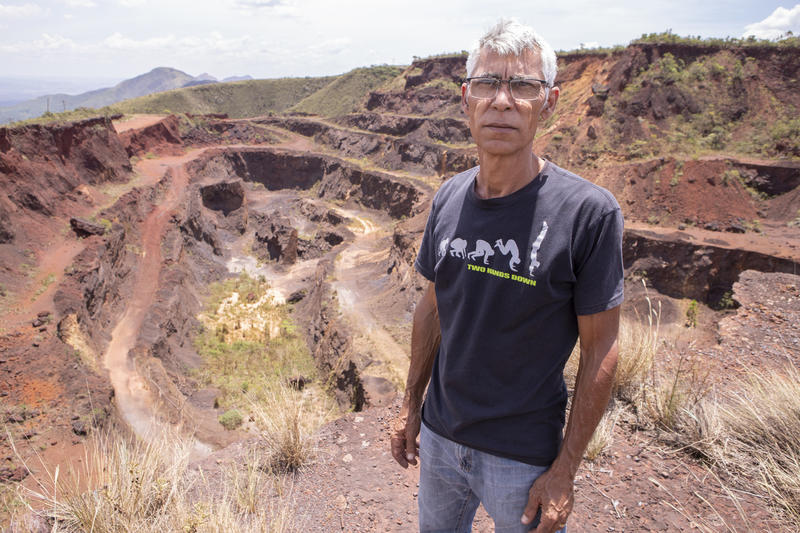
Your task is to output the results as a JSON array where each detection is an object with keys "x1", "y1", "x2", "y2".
[{"x1": 474, "y1": 150, "x2": 543, "y2": 199}]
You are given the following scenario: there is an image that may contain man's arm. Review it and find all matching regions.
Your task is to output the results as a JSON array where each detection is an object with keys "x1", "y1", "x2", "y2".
[
  {"x1": 391, "y1": 281, "x2": 440, "y2": 468},
  {"x1": 522, "y1": 305, "x2": 620, "y2": 531}
]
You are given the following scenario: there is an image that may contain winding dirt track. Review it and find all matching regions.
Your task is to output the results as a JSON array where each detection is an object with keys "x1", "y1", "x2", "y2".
[
  {"x1": 331, "y1": 206, "x2": 410, "y2": 388},
  {"x1": 102, "y1": 151, "x2": 199, "y2": 446}
]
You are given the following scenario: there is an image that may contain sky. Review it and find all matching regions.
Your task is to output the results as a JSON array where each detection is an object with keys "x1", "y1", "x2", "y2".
[{"x1": 0, "y1": 0, "x2": 798, "y2": 90}]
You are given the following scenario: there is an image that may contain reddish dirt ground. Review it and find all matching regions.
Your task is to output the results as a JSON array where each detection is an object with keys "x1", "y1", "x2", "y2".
[{"x1": 113, "y1": 114, "x2": 168, "y2": 133}]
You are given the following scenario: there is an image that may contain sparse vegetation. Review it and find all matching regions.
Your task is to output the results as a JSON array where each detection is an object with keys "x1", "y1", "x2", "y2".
[
  {"x1": 219, "y1": 409, "x2": 244, "y2": 430},
  {"x1": 10, "y1": 429, "x2": 301, "y2": 532},
  {"x1": 31, "y1": 273, "x2": 56, "y2": 301},
  {"x1": 685, "y1": 299, "x2": 698, "y2": 327},
  {"x1": 193, "y1": 273, "x2": 336, "y2": 461},
  {"x1": 632, "y1": 30, "x2": 800, "y2": 49}
]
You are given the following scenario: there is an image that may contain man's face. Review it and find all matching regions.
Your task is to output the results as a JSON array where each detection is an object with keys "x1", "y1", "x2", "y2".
[{"x1": 461, "y1": 48, "x2": 558, "y2": 157}]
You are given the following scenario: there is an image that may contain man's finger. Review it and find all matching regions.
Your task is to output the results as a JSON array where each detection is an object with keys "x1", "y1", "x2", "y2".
[
  {"x1": 521, "y1": 487, "x2": 541, "y2": 525},
  {"x1": 405, "y1": 431, "x2": 418, "y2": 466},
  {"x1": 532, "y1": 508, "x2": 562, "y2": 533},
  {"x1": 391, "y1": 435, "x2": 409, "y2": 468}
]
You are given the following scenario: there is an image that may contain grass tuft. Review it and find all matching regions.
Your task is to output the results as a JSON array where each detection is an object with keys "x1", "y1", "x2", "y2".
[
  {"x1": 250, "y1": 383, "x2": 329, "y2": 473},
  {"x1": 10, "y1": 428, "x2": 301, "y2": 532}
]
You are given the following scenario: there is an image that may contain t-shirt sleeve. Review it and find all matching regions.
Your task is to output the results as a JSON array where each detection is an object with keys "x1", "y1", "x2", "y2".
[
  {"x1": 573, "y1": 207, "x2": 625, "y2": 315},
  {"x1": 414, "y1": 203, "x2": 437, "y2": 282}
]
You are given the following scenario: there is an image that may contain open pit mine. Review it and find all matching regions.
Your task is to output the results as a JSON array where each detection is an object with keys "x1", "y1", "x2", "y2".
[{"x1": 1, "y1": 41, "x2": 800, "y2": 531}]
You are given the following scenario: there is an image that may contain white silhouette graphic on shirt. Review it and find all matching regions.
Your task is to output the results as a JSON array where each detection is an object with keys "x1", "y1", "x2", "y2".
[
  {"x1": 467, "y1": 240, "x2": 495, "y2": 264},
  {"x1": 494, "y1": 239, "x2": 520, "y2": 272},
  {"x1": 529, "y1": 221, "x2": 549, "y2": 276},
  {"x1": 449, "y1": 238, "x2": 468, "y2": 258},
  {"x1": 438, "y1": 238, "x2": 450, "y2": 258}
]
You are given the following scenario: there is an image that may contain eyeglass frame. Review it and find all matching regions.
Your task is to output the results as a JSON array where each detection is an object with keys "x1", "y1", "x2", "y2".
[{"x1": 464, "y1": 76, "x2": 551, "y2": 101}]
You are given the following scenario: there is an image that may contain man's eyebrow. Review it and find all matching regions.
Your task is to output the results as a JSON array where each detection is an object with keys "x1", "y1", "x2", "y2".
[{"x1": 475, "y1": 72, "x2": 541, "y2": 80}]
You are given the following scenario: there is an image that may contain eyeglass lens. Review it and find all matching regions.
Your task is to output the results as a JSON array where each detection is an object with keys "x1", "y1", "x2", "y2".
[{"x1": 470, "y1": 78, "x2": 543, "y2": 100}]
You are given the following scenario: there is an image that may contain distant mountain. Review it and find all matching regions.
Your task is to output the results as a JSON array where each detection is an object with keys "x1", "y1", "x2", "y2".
[
  {"x1": 0, "y1": 68, "x2": 240, "y2": 124},
  {"x1": 193, "y1": 73, "x2": 218, "y2": 82},
  {"x1": 222, "y1": 75, "x2": 253, "y2": 82}
]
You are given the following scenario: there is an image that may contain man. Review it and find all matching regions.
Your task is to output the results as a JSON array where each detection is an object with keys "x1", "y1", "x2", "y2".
[{"x1": 390, "y1": 19, "x2": 624, "y2": 533}]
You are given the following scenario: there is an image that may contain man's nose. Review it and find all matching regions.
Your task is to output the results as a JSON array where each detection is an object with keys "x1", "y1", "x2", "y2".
[{"x1": 491, "y1": 80, "x2": 513, "y2": 109}]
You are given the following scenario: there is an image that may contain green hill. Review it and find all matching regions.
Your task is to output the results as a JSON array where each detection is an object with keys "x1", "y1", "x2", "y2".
[
  {"x1": 288, "y1": 65, "x2": 403, "y2": 116},
  {"x1": 108, "y1": 76, "x2": 335, "y2": 118}
]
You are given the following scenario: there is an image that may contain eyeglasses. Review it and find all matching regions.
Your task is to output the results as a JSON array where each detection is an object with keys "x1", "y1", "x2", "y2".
[{"x1": 465, "y1": 77, "x2": 549, "y2": 100}]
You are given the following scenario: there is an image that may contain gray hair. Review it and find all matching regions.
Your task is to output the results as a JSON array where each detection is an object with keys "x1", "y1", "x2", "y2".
[{"x1": 465, "y1": 18, "x2": 558, "y2": 87}]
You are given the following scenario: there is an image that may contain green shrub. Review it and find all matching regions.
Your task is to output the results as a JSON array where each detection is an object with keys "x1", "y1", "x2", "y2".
[{"x1": 219, "y1": 409, "x2": 243, "y2": 430}]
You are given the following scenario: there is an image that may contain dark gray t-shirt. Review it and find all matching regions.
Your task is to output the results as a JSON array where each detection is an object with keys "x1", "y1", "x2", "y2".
[{"x1": 415, "y1": 162, "x2": 624, "y2": 466}]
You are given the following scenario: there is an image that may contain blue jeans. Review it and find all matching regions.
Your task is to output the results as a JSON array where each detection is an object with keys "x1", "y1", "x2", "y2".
[{"x1": 418, "y1": 422, "x2": 567, "y2": 533}]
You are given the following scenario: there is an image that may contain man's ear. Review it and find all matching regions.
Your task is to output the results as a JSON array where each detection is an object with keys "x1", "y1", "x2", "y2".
[
  {"x1": 461, "y1": 83, "x2": 469, "y2": 115},
  {"x1": 540, "y1": 86, "x2": 559, "y2": 120}
]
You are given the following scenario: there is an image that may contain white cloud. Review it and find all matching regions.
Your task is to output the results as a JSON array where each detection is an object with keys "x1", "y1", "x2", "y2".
[
  {"x1": 0, "y1": 33, "x2": 82, "y2": 53},
  {"x1": 63, "y1": 0, "x2": 96, "y2": 7},
  {"x1": 0, "y1": 2, "x2": 45, "y2": 17},
  {"x1": 743, "y1": 4, "x2": 800, "y2": 39},
  {"x1": 99, "y1": 31, "x2": 267, "y2": 60},
  {"x1": 103, "y1": 32, "x2": 175, "y2": 50},
  {"x1": 228, "y1": 0, "x2": 297, "y2": 17},
  {"x1": 117, "y1": 0, "x2": 146, "y2": 6},
  {"x1": 234, "y1": 0, "x2": 286, "y2": 7}
]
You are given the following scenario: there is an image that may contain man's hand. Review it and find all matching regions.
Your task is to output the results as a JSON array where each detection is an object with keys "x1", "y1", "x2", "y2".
[
  {"x1": 391, "y1": 401, "x2": 421, "y2": 468},
  {"x1": 521, "y1": 466, "x2": 573, "y2": 532}
]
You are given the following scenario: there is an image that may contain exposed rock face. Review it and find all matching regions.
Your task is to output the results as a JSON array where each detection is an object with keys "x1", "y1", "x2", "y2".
[
  {"x1": 188, "y1": 147, "x2": 424, "y2": 219},
  {"x1": 252, "y1": 212, "x2": 299, "y2": 264},
  {"x1": 0, "y1": 117, "x2": 131, "y2": 234},
  {"x1": 259, "y1": 116, "x2": 477, "y2": 175},
  {"x1": 69, "y1": 217, "x2": 106, "y2": 237},
  {"x1": 384, "y1": 207, "x2": 429, "y2": 314},
  {"x1": 297, "y1": 200, "x2": 347, "y2": 226},
  {"x1": 294, "y1": 262, "x2": 365, "y2": 410},
  {"x1": 623, "y1": 227, "x2": 800, "y2": 306},
  {"x1": 0, "y1": 204, "x2": 13, "y2": 243},
  {"x1": 181, "y1": 186, "x2": 223, "y2": 256},
  {"x1": 200, "y1": 180, "x2": 245, "y2": 215},
  {"x1": 200, "y1": 179, "x2": 248, "y2": 234},
  {"x1": 119, "y1": 115, "x2": 182, "y2": 157},
  {"x1": 332, "y1": 113, "x2": 472, "y2": 145},
  {"x1": 365, "y1": 55, "x2": 465, "y2": 117},
  {"x1": 716, "y1": 270, "x2": 800, "y2": 370}
]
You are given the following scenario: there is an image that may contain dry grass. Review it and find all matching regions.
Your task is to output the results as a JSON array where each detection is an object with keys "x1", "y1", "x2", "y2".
[
  {"x1": 250, "y1": 382, "x2": 332, "y2": 473},
  {"x1": 9, "y1": 428, "x2": 302, "y2": 532},
  {"x1": 643, "y1": 344, "x2": 710, "y2": 431},
  {"x1": 585, "y1": 402, "x2": 622, "y2": 462},
  {"x1": 712, "y1": 366, "x2": 800, "y2": 524},
  {"x1": 614, "y1": 297, "x2": 660, "y2": 404}
]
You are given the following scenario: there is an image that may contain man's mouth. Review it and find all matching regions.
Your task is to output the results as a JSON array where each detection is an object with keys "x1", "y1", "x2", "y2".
[{"x1": 485, "y1": 122, "x2": 515, "y2": 130}]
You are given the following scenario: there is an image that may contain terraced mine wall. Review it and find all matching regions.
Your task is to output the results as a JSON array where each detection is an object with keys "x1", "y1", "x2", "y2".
[
  {"x1": 623, "y1": 228, "x2": 800, "y2": 306},
  {"x1": 187, "y1": 147, "x2": 424, "y2": 218},
  {"x1": 0, "y1": 117, "x2": 132, "y2": 244},
  {"x1": 256, "y1": 116, "x2": 478, "y2": 175}
]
